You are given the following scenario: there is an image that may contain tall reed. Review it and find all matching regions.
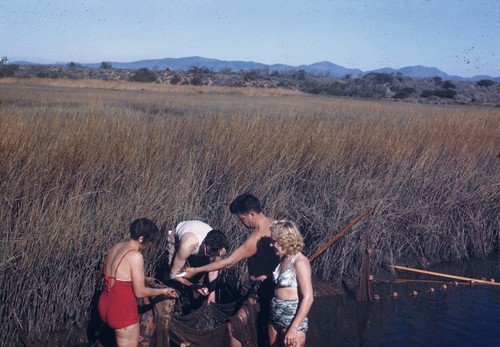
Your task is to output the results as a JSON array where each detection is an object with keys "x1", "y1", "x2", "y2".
[{"x1": 1, "y1": 81, "x2": 498, "y2": 345}]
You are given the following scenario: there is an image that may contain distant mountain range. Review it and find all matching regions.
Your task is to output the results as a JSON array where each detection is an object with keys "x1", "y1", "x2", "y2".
[{"x1": 12, "y1": 56, "x2": 499, "y2": 81}]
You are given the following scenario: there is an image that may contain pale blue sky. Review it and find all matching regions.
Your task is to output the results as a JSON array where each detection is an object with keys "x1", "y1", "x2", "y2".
[{"x1": 1, "y1": 0, "x2": 498, "y2": 77}]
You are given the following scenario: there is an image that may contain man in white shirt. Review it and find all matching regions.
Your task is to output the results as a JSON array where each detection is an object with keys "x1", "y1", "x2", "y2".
[{"x1": 168, "y1": 220, "x2": 228, "y2": 304}]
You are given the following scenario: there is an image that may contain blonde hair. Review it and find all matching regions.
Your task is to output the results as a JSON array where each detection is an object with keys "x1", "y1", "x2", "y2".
[{"x1": 270, "y1": 219, "x2": 304, "y2": 255}]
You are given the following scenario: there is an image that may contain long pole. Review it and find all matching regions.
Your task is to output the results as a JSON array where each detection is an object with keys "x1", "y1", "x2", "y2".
[
  {"x1": 308, "y1": 207, "x2": 372, "y2": 262},
  {"x1": 389, "y1": 265, "x2": 500, "y2": 287}
]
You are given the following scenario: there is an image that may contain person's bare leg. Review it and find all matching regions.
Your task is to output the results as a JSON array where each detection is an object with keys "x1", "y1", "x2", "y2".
[
  {"x1": 115, "y1": 322, "x2": 140, "y2": 347},
  {"x1": 268, "y1": 324, "x2": 279, "y2": 347},
  {"x1": 228, "y1": 321, "x2": 242, "y2": 347},
  {"x1": 228, "y1": 305, "x2": 250, "y2": 347}
]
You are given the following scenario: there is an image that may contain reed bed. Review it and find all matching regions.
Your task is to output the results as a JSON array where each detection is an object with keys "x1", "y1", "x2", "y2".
[{"x1": 1, "y1": 80, "x2": 499, "y2": 345}]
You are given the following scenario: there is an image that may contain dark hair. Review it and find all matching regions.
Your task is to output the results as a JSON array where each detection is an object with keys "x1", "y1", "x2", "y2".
[
  {"x1": 204, "y1": 230, "x2": 229, "y2": 256},
  {"x1": 130, "y1": 218, "x2": 160, "y2": 243},
  {"x1": 229, "y1": 193, "x2": 262, "y2": 214}
]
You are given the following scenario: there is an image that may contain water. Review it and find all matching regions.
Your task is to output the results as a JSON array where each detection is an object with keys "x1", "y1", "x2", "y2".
[{"x1": 308, "y1": 256, "x2": 500, "y2": 347}]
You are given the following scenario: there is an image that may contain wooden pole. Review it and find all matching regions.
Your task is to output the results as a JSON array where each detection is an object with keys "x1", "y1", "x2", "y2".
[
  {"x1": 389, "y1": 265, "x2": 500, "y2": 287},
  {"x1": 308, "y1": 207, "x2": 372, "y2": 262}
]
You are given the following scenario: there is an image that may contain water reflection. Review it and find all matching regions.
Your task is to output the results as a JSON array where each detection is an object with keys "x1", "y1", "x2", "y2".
[{"x1": 308, "y1": 255, "x2": 500, "y2": 346}]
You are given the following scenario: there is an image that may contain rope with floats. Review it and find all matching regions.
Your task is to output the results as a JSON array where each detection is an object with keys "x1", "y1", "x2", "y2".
[{"x1": 389, "y1": 265, "x2": 500, "y2": 287}]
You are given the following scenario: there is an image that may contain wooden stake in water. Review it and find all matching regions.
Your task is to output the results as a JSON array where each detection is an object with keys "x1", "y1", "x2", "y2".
[
  {"x1": 389, "y1": 265, "x2": 500, "y2": 287},
  {"x1": 308, "y1": 207, "x2": 372, "y2": 262}
]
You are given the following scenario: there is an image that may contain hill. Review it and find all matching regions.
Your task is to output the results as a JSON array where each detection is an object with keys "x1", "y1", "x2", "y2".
[{"x1": 13, "y1": 56, "x2": 499, "y2": 82}]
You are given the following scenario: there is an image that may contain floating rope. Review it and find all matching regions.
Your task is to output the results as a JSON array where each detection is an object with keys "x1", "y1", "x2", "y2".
[{"x1": 389, "y1": 265, "x2": 500, "y2": 287}]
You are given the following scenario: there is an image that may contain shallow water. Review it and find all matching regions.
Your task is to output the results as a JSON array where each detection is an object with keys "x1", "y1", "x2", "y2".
[{"x1": 308, "y1": 255, "x2": 500, "y2": 347}]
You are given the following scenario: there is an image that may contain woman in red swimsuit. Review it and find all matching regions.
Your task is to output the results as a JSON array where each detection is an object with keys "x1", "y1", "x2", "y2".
[{"x1": 98, "y1": 218, "x2": 178, "y2": 347}]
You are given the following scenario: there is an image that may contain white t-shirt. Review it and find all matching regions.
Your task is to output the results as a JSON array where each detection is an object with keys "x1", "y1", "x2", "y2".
[{"x1": 175, "y1": 220, "x2": 212, "y2": 255}]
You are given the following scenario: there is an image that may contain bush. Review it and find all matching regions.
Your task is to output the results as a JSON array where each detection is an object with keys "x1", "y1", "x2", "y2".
[
  {"x1": 295, "y1": 69, "x2": 306, "y2": 80},
  {"x1": 393, "y1": 87, "x2": 416, "y2": 99},
  {"x1": 420, "y1": 90, "x2": 434, "y2": 98},
  {"x1": 364, "y1": 72, "x2": 394, "y2": 84},
  {"x1": 130, "y1": 68, "x2": 157, "y2": 82},
  {"x1": 0, "y1": 64, "x2": 19, "y2": 77},
  {"x1": 170, "y1": 75, "x2": 181, "y2": 85},
  {"x1": 190, "y1": 76, "x2": 203, "y2": 85},
  {"x1": 434, "y1": 89, "x2": 457, "y2": 99},
  {"x1": 100, "y1": 61, "x2": 112, "y2": 69},
  {"x1": 442, "y1": 80, "x2": 456, "y2": 89},
  {"x1": 477, "y1": 79, "x2": 495, "y2": 87}
]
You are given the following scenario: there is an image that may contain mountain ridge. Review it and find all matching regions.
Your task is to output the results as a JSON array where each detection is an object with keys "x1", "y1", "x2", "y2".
[{"x1": 11, "y1": 56, "x2": 499, "y2": 82}]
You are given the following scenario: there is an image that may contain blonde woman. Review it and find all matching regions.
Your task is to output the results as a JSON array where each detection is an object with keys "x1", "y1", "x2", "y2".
[{"x1": 269, "y1": 220, "x2": 313, "y2": 347}]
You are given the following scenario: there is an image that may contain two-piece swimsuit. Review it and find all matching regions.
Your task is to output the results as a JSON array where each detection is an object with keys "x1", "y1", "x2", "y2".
[
  {"x1": 269, "y1": 254, "x2": 309, "y2": 332},
  {"x1": 98, "y1": 249, "x2": 139, "y2": 330}
]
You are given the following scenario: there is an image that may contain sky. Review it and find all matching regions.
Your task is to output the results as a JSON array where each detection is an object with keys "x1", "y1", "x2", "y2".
[{"x1": 1, "y1": 0, "x2": 499, "y2": 78}]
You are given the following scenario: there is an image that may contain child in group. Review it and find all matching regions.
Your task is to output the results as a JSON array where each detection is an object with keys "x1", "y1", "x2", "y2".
[{"x1": 268, "y1": 220, "x2": 314, "y2": 347}]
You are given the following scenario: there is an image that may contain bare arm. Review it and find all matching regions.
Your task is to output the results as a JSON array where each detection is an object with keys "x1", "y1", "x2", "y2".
[
  {"x1": 184, "y1": 235, "x2": 258, "y2": 278},
  {"x1": 170, "y1": 234, "x2": 198, "y2": 276},
  {"x1": 284, "y1": 255, "x2": 314, "y2": 344},
  {"x1": 169, "y1": 234, "x2": 199, "y2": 286},
  {"x1": 129, "y1": 251, "x2": 178, "y2": 298},
  {"x1": 206, "y1": 269, "x2": 219, "y2": 304}
]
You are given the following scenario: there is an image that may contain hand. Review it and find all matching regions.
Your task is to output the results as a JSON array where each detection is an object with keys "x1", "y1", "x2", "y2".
[
  {"x1": 183, "y1": 267, "x2": 197, "y2": 279},
  {"x1": 284, "y1": 328, "x2": 298, "y2": 347},
  {"x1": 196, "y1": 287, "x2": 209, "y2": 296},
  {"x1": 163, "y1": 287, "x2": 178, "y2": 299},
  {"x1": 207, "y1": 291, "x2": 216, "y2": 304}
]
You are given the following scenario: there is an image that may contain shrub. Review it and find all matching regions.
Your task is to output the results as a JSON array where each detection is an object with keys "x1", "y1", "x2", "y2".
[
  {"x1": 477, "y1": 79, "x2": 495, "y2": 87},
  {"x1": 433, "y1": 76, "x2": 442, "y2": 84},
  {"x1": 100, "y1": 61, "x2": 112, "y2": 69},
  {"x1": 295, "y1": 69, "x2": 306, "y2": 80},
  {"x1": 190, "y1": 76, "x2": 203, "y2": 85},
  {"x1": 421, "y1": 90, "x2": 435, "y2": 98},
  {"x1": 364, "y1": 72, "x2": 394, "y2": 84},
  {"x1": 442, "y1": 80, "x2": 456, "y2": 89},
  {"x1": 0, "y1": 64, "x2": 19, "y2": 77},
  {"x1": 434, "y1": 89, "x2": 457, "y2": 98},
  {"x1": 170, "y1": 75, "x2": 181, "y2": 85},
  {"x1": 130, "y1": 68, "x2": 157, "y2": 82},
  {"x1": 393, "y1": 87, "x2": 416, "y2": 99},
  {"x1": 323, "y1": 81, "x2": 348, "y2": 96}
]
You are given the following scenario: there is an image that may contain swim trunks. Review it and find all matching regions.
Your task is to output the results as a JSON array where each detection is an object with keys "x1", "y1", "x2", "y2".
[{"x1": 269, "y1": 297, "x2": 309, "y2": 332}]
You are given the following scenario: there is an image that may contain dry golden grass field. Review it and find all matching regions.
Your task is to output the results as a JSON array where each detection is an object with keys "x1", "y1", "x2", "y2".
[{"x1": 1, "y1": 78, "x2": 499, "y2": 345}]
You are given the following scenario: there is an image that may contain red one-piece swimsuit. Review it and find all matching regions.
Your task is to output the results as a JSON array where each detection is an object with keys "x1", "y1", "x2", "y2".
[{"x1": 98, "y1": 249, "x2": 139, "y2": 330}]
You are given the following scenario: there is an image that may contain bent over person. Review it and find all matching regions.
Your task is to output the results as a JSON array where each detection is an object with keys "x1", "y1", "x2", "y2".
[
  {"x1": 168, "y1": 220, "x2": 229, "y2": 304},
  {"x1": 98, "y1": 218, "x2": 178, "y2": 347},
  {"x1": 184, "y1": 193, "x2": 280, "y2": 347}
]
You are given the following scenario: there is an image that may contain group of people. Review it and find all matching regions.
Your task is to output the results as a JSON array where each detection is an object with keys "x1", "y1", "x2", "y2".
[{"x1": 98, "y1": 193, "x2": 314, "y2": 347}]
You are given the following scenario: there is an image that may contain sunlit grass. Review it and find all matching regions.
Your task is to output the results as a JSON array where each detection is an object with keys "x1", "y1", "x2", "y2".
[{"x1": 1, "y1": 79, "x2": 499, "y2": 345}]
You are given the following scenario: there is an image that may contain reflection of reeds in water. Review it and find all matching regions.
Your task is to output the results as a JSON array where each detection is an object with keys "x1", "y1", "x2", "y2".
[{"x1": 1, "y1": 80, "x2": 499, "y2": 345}]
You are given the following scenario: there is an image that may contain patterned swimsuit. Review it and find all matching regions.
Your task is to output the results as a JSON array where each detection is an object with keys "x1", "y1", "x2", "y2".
[{"x1": 269, "y1": 254, "x2": 309, "y2": 332}]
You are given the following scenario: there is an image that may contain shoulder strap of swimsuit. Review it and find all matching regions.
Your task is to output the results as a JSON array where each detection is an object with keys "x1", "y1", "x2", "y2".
[
  {"x1": 103, "y1": 253, "x2": 109, "y2": 276},
  {"x1": 112, "y1": 249, "x2": 136, "y2": 279},
  {"x1": 288, "y1": 254, "x2": 298, "y2": 271}
]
